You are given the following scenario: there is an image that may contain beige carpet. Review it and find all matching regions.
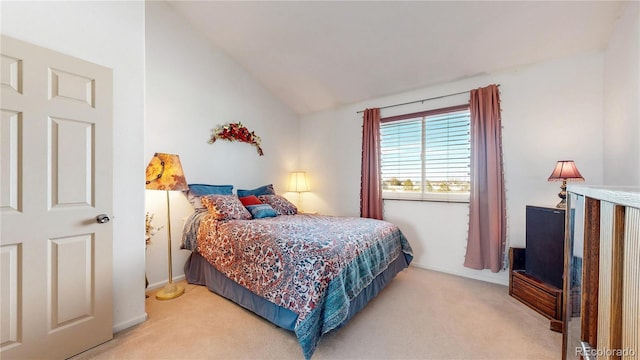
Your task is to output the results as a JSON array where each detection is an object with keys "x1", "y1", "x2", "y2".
[{"x1": 72, "y1": 267, "x2": 561, "y2": 359}]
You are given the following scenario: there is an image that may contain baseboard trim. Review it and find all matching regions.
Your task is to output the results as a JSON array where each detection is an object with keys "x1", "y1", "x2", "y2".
[
  {"x1": 113, "y1": 312, "x2": 148, "y2": 333},
  {"x1": 410, "y1": 262, "x2": 509, "y2": 286},
  {"x1": 146, "y1": 275, "x2": 186, "y2": 291}
]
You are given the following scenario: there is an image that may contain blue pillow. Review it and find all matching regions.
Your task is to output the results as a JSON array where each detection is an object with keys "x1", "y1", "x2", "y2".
[
  {"x1": 246, "y1": 204, "x2": 277, "y2": 219},
  {"x1": 237, "y1": 184, "x2": 275, "y2": 198},
  {"x1": 186, "y1": 184, "x2": 234, "y2": 210},
  {"x1": 188, "y1": 184, "x2": 233, "y2": 196}
]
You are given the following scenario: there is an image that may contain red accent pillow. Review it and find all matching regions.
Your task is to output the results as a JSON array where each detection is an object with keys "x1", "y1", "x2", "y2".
[{"x1": 239, "y1": 195, "x2": 262, "y2": 206}]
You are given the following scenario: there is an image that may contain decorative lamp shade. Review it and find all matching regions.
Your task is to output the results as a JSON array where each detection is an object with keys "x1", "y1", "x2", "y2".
[
  {"x1": 145, "y1": 153, "x2": 188, "y2": 191},
  {"x1": 288, "y1": 171, "x2": 310, "y2": 192},
  {"x1": 547, "y1": 160, "x2": 585, "y2": 182}
]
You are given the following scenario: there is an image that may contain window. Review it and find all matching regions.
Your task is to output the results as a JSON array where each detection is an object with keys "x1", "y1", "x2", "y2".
[{"x1": 380, "y1": 105, "x2": 470, "y2": 202}]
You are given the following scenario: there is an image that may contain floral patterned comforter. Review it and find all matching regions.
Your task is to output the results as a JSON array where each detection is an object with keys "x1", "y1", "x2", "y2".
[{"x1": 195, "y1": 213, "x2": 413, "y2": 359}]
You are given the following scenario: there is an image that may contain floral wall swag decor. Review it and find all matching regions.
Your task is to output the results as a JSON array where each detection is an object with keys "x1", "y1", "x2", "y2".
[{"x1": 209, "y1": 122, "x2": 264, "y2": 156}]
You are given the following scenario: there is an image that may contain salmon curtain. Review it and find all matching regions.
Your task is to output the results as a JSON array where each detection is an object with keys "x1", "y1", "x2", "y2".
[
  {"x1": 360, "y1": 108, "x2": 383, "y2": 220},
  {"x1": 464, "y1": 85, "x2": 506, "y2": 273}
]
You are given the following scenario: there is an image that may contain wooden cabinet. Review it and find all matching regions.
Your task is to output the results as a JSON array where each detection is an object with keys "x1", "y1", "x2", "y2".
[
  {"x1": 509, "y1": 248, "x2": 563, "y2": 332},
  {"x1": 562, "y1": 186, "x2": 640, "y2": 360}
]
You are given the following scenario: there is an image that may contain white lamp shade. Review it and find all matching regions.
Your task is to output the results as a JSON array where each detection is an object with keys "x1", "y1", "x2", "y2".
[{"x1": 288, "y1": 171, "x2": 310, "y2": 192}]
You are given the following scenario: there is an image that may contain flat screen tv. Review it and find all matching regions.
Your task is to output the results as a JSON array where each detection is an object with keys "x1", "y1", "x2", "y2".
[{"x1": 525, "y1": 206, "x2": 565, "y2": 289}]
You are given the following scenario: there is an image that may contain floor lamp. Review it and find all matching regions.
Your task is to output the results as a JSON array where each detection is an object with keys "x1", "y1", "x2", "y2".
[{"x1": 145, "y1": 153, "x2": 188, "y2": 300}]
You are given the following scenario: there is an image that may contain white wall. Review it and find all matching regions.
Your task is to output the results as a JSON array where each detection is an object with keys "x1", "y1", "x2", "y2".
[
  {"x1": 144, "y1": 2, "x2": 300, "y2": 287},
  {"x1": 300, "y1": 52, "x2": 604, "y2": 285},
  {"x1": 1, "y1": 1, "x2": 147, "y2": 332},
  {"x1": 603, "y1": 2, "x2": 640, "y2": 186}
]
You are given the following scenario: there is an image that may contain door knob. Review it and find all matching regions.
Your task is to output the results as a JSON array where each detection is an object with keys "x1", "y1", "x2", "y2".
[{"x1": 96, "y1": 214, "x2": 110, "y2": 224}]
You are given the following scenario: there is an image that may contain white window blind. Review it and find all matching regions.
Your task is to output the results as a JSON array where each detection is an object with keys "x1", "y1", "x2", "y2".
[{"x1": 380, "y1": 107, "x2": 470, "y2": 202}]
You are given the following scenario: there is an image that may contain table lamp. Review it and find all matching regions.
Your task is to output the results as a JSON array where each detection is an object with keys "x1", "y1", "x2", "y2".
[
  {"x1": 547, "y1": 160, "x2": 584, "y2": 208},
  {"x1": 288, "y1": 171, "x2": 310, "y2": 212}
]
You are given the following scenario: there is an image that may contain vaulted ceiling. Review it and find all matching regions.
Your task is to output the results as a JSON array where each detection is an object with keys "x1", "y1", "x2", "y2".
[{"x1": 167, "y1": 1, "x2": 625, "y2": 115}]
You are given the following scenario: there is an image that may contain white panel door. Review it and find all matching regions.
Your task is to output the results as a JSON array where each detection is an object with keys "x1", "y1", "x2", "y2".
[{"x1": 0, "y1": 35, "x2": 113, "y2": 359}]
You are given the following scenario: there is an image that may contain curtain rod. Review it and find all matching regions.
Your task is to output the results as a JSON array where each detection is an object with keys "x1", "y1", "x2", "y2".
[{"x1": 356, "y1": 85, "x2": 499, "y2": 114}]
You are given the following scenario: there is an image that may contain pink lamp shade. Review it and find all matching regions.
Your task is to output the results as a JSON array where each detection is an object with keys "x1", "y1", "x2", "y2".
[
  {"x1": 547, "y1": 160, "x2": 585, "y2": 182},
  {"x1": 145, "y1": 153, "x2": 188, "y2": 191}
]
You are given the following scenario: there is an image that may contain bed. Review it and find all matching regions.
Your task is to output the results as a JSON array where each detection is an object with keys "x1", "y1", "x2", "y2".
[{"x1": 181, "y1": 191, "x2": 413, "y2": 359}]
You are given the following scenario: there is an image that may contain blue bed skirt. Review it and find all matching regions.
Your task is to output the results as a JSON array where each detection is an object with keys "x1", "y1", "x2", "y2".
[
  {"x1": 184, "y1": 251, "x2": 410, "y2": 347},
  {"x1": 185, "y1": 251, "x2": 298, "y2": 330}
]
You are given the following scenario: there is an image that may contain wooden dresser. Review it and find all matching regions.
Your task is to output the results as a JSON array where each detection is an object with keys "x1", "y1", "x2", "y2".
[{"x1": 562, "y1": 186, "x2": 639, "y2": 360}]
